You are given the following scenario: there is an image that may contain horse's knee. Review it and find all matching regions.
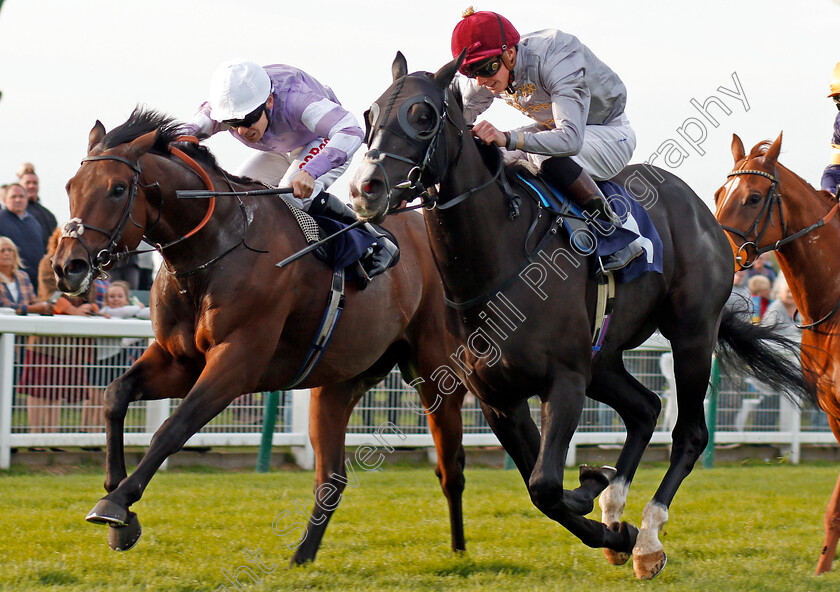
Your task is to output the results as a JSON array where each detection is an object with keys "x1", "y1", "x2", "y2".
[{"x1": 529, "y1": 472, "x2": 564, "y2": 513}]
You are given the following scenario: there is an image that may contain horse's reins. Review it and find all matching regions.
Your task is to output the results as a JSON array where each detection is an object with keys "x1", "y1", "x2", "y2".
[{"x1": 720, "y1": 165, "x2": 840, "y2": 330}]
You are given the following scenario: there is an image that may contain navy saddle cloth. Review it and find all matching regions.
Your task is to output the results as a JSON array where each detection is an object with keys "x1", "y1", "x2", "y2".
[{"x1": 515, "y1": 173, "x2": 663, "y2": 284}]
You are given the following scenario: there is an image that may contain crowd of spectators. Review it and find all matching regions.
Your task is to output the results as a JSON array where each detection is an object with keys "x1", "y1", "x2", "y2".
[{"x1": 1, "y1": 163, "x2": 154, "y2": 439}]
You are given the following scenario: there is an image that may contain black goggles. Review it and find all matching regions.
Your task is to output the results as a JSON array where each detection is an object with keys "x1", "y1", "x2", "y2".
[
  {"x1": 223, "y1": 103, "x2": 266, "y2": 128},
  {"x1": 467, "y1": 56, "x2": 502, "y2": 79}
]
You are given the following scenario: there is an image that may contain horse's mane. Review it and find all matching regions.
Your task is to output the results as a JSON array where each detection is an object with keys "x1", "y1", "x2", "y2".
[{"x1": 102, "y1": 106, "x2": 235, "y2": 179}]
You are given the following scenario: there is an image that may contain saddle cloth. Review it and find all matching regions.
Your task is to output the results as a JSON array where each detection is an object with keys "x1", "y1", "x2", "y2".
[{"x1": 517, "y1": 173, "x2": 664, "y2": 284}]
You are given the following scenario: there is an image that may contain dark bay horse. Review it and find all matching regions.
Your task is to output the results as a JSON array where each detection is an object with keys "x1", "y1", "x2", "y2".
[
  {"x1": 714, "y1": 132, "x2": 840, "y2": 574},
  {"x1": 348, "y1": 53, "x2": 814, "y2": 579},
  {"x1": 51, "y1": 108, "x2": 467, "y2": 563}
]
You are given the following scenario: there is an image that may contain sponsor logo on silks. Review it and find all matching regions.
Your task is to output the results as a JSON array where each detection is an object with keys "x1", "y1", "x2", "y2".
[{"x1": 298, "y1": 138, "x2": 330, "y2": 169}]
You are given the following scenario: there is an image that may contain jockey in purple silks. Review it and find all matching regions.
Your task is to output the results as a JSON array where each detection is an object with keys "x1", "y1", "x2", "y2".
[
  {"x1": 181, "y1": 58, "x2": 398, "y2": 277},
  {"x1": 821, "y1": 62, "x2": 840, "y2": 197},
  {"x1": 450, "y1": 8, "x2": 643, "y2": 272}
]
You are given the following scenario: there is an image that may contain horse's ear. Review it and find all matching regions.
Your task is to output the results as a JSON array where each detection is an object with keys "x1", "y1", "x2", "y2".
[
  {"x1": 125, "y1": 130, "x2": 158, "y2": 162},
  {"x1": 764, "y1": 132, "x2": 783, "y2": 166},
  {"x1": 88, "y1": 120, "x2": 106, "y2": 154},
  {"x1": 392, "y1": 51, "x2": 408, "y2": 82},
  {"x1": 731, "y1": 133, "x2": 745, "y2": 163},
  {"x1": 433, "y1": 50, "x2": 465, "y2": 90}
]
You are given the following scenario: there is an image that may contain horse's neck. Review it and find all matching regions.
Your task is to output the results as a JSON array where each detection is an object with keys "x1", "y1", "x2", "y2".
[
  {"x1": 144, "y1": 156, "x2": 245, "y2": 271},
  {"x1": 426, "y1": 142, "x2": 532, "y2": 297},
  {"x1": 775, "y1": 168, "x2": 840, "y2": 320}
]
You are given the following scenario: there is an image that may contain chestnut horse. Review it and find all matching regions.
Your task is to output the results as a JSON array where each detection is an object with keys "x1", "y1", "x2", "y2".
[
  {"x1": 52, "y1": 108, "x2": 467, "y2": 563},
  {"x1": 348, "y1": 53, "x2": 814, "y2": 579},
  {"x1": 714, "y1": 132, "x2": 840, "y2": 574}
]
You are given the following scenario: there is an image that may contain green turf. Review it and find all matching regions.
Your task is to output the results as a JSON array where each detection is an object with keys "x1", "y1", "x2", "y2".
[{"x1": 1, "y1": 462, "x2": 839, "y2": 591}]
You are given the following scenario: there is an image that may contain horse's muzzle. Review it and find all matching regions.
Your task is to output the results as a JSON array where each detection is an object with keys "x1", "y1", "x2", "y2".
[{"x1": 53, "y1": 256, "x2": 93, "y2": 297}]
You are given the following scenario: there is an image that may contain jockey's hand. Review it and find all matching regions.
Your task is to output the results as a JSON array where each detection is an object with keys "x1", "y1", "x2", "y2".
[
  {"x1": 472, "y1": 120, "x2": 506, "y2": 147},
  {"x1": 291, "y1": 170, "x2": 315, "y2": 200}
]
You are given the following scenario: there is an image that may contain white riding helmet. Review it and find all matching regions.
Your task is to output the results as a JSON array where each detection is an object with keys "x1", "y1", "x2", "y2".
[{"x1": 209, "y1": 59, "x2": 271, "y2": 121}]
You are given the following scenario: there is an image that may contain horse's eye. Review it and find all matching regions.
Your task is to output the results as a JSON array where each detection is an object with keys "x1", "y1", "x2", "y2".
[
  {"x1": 113, "y1": 184, "x2": 126, "y2": 197},
  {"x1": 746, "y1": 193, "x2": 762, "y2": 206}
]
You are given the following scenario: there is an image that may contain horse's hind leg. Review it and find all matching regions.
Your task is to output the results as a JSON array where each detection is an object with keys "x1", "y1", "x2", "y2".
[
  {"x1": 816, "y1": 416, "x2": 840, "y2": 574},
  {"x1": 635, "y1": 337, "x2": 712, "y2": 579},
  {"x1": 415, "y1": 377, "x2": 467, "y2": 552},
  {"x1": 585, "y1": 355, "x2": 661, "y2": 566},
  {"x1": 290, "y1": 384, "x2": 358, "y2": 565}
]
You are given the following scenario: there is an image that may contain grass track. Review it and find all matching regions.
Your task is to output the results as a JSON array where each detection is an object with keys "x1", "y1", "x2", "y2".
[{"x1": 1, "y1": 462, "x2": 839, "y2": 591}]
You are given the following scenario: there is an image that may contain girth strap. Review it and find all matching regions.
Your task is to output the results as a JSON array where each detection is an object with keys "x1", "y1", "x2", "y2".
[{"x1": 283, "y1": 268, "x2": 346, "y2": 389}]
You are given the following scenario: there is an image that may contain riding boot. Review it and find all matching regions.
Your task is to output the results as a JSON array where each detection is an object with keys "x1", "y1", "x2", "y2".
[
  {"x1": 559, "y1": 166, "x2": 644, "y2": 273},
  {"x1": 307, "y1": 193, "x2": 400, "y2": 283}
]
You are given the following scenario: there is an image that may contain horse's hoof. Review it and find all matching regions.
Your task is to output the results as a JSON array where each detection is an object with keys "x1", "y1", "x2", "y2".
[
  {"x1": 579, "y1": 465, "x2": 617, "y2": 491},
  {"x1": 602, "y1": 522, "x2": 632, "y2": 565},
  {"x1": 633, "y1": 549, "x2": 667, "y2": 580},
  {"x1": 563, "y1": 490, "x2": 594, "y2": 515},
  {"x1": 107, "y1": 511, "x2": 141, "y2": 551},
  {"x1": 86, "y1": 498, "x2": 129, "y2": 526}
]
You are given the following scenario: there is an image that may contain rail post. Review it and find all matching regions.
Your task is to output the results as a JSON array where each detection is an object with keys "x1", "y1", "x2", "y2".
[
  {"x1": 702, "y1": 356, "x2": 720, "y2": 468},
  {"x1": 256, "y1": 391, "x2": 281, "y2": 473}
]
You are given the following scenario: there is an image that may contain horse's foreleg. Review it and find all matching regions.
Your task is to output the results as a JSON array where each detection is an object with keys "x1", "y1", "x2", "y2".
[
  {"x1": 477, "y1": 398, "x2": 540, "y2": 481},
  {"x1": 100, "y1": 342, "x2": 200, "y2": 493},
  {"x1": 290, "y1": 385, "x2": 355, "y2": 565},
  {"x1": 528, "y1": 375, "x2": 638, "y2": 556},
  {"x1": 422, "y1": 383, "x2": 467, "y2": 552},
  {"x1": 91, "y1": 343, "x2": 268, "y2": 550},
  {"x1": 816, "y1": 416, "x2": 840, "y2": 574}
]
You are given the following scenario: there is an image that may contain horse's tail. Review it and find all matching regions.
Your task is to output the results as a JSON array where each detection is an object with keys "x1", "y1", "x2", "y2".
[{"x1": 715, "y1": 306, "x2": 819, "y2": 408}]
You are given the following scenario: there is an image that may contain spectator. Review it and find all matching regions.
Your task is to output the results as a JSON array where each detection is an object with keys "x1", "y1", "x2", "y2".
[
  {"x1": 18, "y1": 229, "x2": 103, "y2": 435},
  {"x1": 748, "y1": 275, "x2": 772, "y2": 323},
  {"x1": 0, "y1": 184, "x2": 7, "y2": 210},
  {"x1": 0, "y1": 182, "x2": 44, "y2": 291},
  {"x1": 761, "y1": 274, "x2": 801, "y2": 342},
  {"x1": 0, "y1": 237, "x2": 54, "y2": 315},
  {"x1": 725, "y1": 269, "x2": 751, "y2": 317},
  {"x1": 16, "y1": 165, "x2": 57, "y2": 248},
  {"x1": 746, "y1": 252, "x2": 778, "y2": 283},
  {"x1": 84, "y1": 281, "x2": 149, "y2": 434}
]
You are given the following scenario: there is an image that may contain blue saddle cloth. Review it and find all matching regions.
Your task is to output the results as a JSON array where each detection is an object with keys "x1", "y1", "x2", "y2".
[
  {"x1": 520, "y1": 174, "x2": 663, "y2": 284},
  {"x1": 310, "y1": 216, "x2": 378, "y2": 277}
]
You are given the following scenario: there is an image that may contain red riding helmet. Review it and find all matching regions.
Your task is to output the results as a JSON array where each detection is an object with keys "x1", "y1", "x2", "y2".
[{"x1": 451, "y1": 7, "x2": 520, "y2": 75}]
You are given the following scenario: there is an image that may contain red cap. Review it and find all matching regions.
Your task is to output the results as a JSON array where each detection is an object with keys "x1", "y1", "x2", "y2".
[{"x1": 451, "y1": 7, "x2": 520, "y2": 75}]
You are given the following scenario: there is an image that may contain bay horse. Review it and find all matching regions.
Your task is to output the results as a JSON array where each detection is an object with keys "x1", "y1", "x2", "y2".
[
  {"x1": 348, "y1": 53, "x2": 814, "y2": 579},
  {"x1": 714, "y1": 132, "x2": 840, "y2": 575},
  {"x1": 51, "y1": 108, "x2": 467, "y2": 564}
]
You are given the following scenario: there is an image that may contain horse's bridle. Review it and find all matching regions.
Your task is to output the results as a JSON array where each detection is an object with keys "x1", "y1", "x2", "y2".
[
  {"x1": 720, "y1": 166, "x2": 840, "y2": 269},
  {"x1": 718, "y1": 168, "x2": 784, "y2": 268},
  {"x1": 63, "y1": 154, "x2": 144, "y2": 276},
  {"x1": 720, "y1": 164, "x2": 840, "y2": 330},
  {"x1": 63, "y1": 138, "x2": 219, "y2": 278},
  {"x1": 362, "y1": 75, "x2": 455, "y2": 208},
  {"x1": 362, "y1": 74, "x2": 518, "y2": 218}
]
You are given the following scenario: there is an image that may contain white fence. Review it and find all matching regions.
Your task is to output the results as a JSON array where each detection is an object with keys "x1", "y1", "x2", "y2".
[{"x1": 0, "y1": 314, "x2": 834, "y2": 469}]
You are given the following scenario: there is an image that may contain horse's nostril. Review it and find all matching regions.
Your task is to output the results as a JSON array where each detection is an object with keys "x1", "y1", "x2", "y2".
[{"x1": 66, "y1": 258, "x2": 91, "y2": 277}]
